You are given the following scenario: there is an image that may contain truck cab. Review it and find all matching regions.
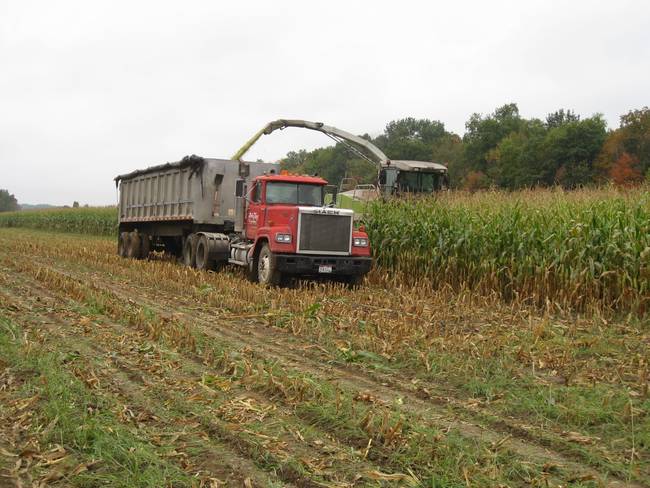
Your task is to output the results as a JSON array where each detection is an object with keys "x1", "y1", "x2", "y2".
[{"x1": 242, "y1": 173, "x2": 372, "y2": 285}]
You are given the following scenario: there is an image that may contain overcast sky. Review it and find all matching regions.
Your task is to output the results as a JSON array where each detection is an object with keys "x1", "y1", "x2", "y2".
[{"x1": 1, "y1": 0, "x2": 649, "y2": 205}]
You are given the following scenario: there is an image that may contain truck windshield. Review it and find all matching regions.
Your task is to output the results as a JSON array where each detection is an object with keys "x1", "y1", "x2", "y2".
[{"x1": 266, "y1": 182, "x2": 323, "y2": 206}]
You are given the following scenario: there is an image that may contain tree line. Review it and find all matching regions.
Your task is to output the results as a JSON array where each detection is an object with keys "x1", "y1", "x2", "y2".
[
  {"x1": 0, "y1": 189, "x2": 19, "y2": 212},
  {"x1": 280, "y1": 104, "x2": 650, "y2": 190}
]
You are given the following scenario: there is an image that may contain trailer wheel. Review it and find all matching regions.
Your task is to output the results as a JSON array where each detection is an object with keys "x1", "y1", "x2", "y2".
[
  {"x1": 118, "y1": 232, "x2": 128, "y2": 258},
  {"x1": 183, "y1": 234, "x2": 196, "y2": 268},
  {"x1": 257, "y1": 243, "x2": 281, "y2": 286},
  {"x1": 126, "y1": 232, "x2": 141, "y2": 259},
  {"x1": 195, "y1": 235, "x2": 215, "y2": 271}
]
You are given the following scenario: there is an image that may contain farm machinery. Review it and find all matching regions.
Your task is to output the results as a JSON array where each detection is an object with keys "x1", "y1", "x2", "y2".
[{"x1": 232, "y1": 119, "x2": 450, "y2": 211}]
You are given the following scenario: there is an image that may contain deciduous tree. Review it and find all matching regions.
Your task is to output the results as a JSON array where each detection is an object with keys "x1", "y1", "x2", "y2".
[
  {"x1": 0, "y1": 189, "x2": 19, "y2": 212},
  {"x1": 610, "y1": 152, "x2": 642, "y2": 186},
  {"x1": 463, "y1": 103, "x2": 523, "y2": 180}
]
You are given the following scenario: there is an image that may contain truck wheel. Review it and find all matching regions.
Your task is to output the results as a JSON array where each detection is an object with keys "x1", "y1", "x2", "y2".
[
  {"x1": 183, "y1": 234, "x2": 196, "y2": 268},
  {"x1": 257, "y1": 243, "x2": 281, "y2": 286},
  {"x1": 195, "y1": 235, "x2": 215, "y2": 271},
  {"x1": 126, "y1": 232, "x2": 141, "y2": 259},
  {"x1": 118, "y1": 232, "x2": 128, "y2": 258}
]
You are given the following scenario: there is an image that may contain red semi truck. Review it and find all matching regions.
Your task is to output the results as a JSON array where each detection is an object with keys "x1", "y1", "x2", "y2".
[{"x1": 115, "y1": 156, "x2": 372, "y2": 286}]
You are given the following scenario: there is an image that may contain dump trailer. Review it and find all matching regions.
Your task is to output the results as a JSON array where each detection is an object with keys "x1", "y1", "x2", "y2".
[{"x1": 114, "y1": 155, "x2": 372, "y2": 285}]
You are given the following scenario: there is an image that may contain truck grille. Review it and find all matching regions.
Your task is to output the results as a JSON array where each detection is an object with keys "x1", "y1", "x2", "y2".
[{"x1": 298, "y1": 212, "x2": 351, "y2": 254}]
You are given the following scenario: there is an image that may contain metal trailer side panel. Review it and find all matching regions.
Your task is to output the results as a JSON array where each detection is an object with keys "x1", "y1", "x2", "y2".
[
  {"x1": 119, "y1": 164, "x2": 203, "y2": 223},
  {"x1": 116, "y1": 158, "x2": 279, "y2": 227}
]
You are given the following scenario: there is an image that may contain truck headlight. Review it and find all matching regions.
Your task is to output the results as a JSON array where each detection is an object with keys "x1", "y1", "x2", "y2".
[
  {"x1": 275, "y1": 233, "x2": 292, "y2": 243},
  {"x1": 353, "y1": 237, "x2": 368, "y2": 247}
]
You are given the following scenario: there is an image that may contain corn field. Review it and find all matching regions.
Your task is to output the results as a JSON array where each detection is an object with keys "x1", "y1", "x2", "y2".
[
  {"x1": 2, "y1": 187, "x2": 648, "y2": 314},
  {"x1": 364, "y1": 186, "x2": 650, "y2": 314},
  {"x1": 0, "y1": 206, "x2": 117, "y2": 236}
]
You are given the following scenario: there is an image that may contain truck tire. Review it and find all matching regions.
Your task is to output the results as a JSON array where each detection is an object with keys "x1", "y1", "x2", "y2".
[
  {"x1": 183, "y1": 234, "x2": 196, "y2": 268},
  {"x1": 257, "y1": 243, "x2": 281, "y2": 286},
  {"x1": 195, "y1": 235, "x2": 215, "y2": 271},
  {"x1": 118, "y1": 232, "x2": 128, "y2": 258},
  {"x1": 126, "y1": 232, "x2": 141, "y2": 259}
]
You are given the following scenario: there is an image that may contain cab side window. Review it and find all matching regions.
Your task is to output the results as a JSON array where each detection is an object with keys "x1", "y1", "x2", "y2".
[{"x1": 250, "y1": 182, "x2": 260, "y2": 203}]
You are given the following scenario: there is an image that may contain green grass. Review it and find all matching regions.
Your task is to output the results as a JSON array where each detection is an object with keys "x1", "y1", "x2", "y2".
[{"x1": 0, "y1": 314, "x2": 194, "y2": 487}]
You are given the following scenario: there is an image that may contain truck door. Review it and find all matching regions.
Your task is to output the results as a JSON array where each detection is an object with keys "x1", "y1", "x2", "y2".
[{"x1": 245, "y1": 181, "x2": 263, "y2": 239}]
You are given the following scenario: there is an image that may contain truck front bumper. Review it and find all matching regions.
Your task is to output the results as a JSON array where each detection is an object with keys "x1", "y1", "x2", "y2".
[{"x1": 274, "y1": 254, "x2": 372, "y2": 276}]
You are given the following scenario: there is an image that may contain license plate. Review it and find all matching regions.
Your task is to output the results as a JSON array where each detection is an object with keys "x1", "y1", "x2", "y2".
[{"x1": 318, "y1": 265, "x2": 333, "y2": 274}]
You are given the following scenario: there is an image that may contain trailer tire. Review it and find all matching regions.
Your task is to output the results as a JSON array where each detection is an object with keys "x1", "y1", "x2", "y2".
[
  {"x1": 183, "y1": 234, "x2": 196, "y2": 268},
  {"x1": 257, "y1": 243, "x2": 281, "y2": 286},
  {"x1": 195, "y1": 235, "x2": 215, "y2": 271},
  {"x1": 126, "y1": 232, "x2": 141, "y2": 259},
  {"x1": 118, "y1": 232, "x2": 128, "y2": 258}
]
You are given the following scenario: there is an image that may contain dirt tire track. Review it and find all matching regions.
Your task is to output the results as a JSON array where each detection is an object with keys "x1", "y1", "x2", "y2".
[
  {"x1": 0, "y1": 266, "x2": 389, "y2": 488},
  {"x1": 102, "y1": 275, "x2": 647, "y2": 488},
  {"x1": 0, "y1": 279, "x2": 291, "y2": 488},
  {"x1": 1, "y1": 249, "x2": 643, "y2": 487}
]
